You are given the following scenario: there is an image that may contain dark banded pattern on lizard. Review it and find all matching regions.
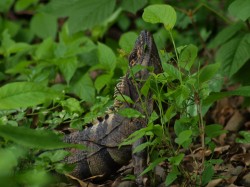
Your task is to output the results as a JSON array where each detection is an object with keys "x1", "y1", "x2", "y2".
[{"x1": 64, "y1": 30, "x2": 162, "y2": 183}]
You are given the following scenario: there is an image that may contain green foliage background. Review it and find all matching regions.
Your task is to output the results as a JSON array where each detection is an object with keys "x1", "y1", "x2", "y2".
[{"x1": 0, "y1": 0, "x2": 250, "y2": 186}]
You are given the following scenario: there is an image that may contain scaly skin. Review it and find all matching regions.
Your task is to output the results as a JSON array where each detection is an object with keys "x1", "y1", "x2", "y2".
[{"x1": 64, "y1": 30, "x2": 162, "y2": 183}]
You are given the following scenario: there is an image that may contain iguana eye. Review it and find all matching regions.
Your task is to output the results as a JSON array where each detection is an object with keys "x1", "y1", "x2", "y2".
[{"x1": 129, "y1": 51, "x2": 137, "y2": 62}]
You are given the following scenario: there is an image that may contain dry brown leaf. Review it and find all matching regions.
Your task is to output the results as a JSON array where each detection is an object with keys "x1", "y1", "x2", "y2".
[
  {"x1": 205, "y1": 178, "x2": 223, "y2": 187},
  {"x1": 225, "y1": 111, "x2": 245, "y2": 132}
]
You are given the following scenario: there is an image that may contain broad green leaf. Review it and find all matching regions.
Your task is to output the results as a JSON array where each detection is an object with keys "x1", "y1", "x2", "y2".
[
  {"x1": 34, "y1": 38, "x2": 54, "y2": 60},
  {"x1": 44, "y1": 0, "x2": 115, "y2": 33},
  {"x1": 17, "y1": 168, "x2": 52, "y2": 186},
  {"x1": 133, "y1": 141, "x2": 151, "y2": 153},
  {"x1": 140, "y1": 157, "x2": 167, "y2": 176},
  {"x1": 164, "y1": 64, "x2": 181, "y2": 80},
  {"x1": 204, "y1": 86, "x2": 250, "y2": 105},
  {"x1": 129, "y1": 64, "x2": 148, "y2": 78},
  {"x1": 0, "y1": 0, "x2": 14, "y2": 12},
  {"x1": 179, "y1": 44, "x2": 198, "y2": 71},
  {"x1": 0, "y1": 146, "x2": 26, "y2": 176},
  {"x1": 165, "y1": 166, "x2": 180, "y2": 186},
  {"x1": 168, "y1": 154, "x2": 184, "y2": 166},
  {"x1": 236, "y1": 131, "x2": 250, "y2": 143},
  {"x1": 1, "y1": 30, "x2": 30, "y2": 57},
  {"x1": 5, "y1": 61, "x2": 32, "y2": 74},
  {"x1": 118, "y1": 108, "x2": 144, "y2": 118},
  {"x1": 174, "y1": 118, "x2": 193, "y2": 136},
  {"x1": 0, "y1": 125, "x2": 81, "y2": 149},
  {"x1": 205, "y1": 124, "x2": 227, "y2": 138},
  {"x1": 120, "y1": 127, "x2": 147, "y2": 146},
  {"x1": 228, "y1": 0, "x2": 250, "y2": 21},
  {"x1": 140, "y1": 77, "x2": 151, "y2": 97},
  {"x1": 121, "y1": 0, "x2": 147, "y2": 14},
  {"x1": 30, "y1": 13, "x2": 57, "y2": 39},
  {"x1": 174, "y1": 85, "x2": 190, "y2": 107},
  {"x1": 202, "y1": 164, "x2": 214, "y2": 185},
  {"x1": 70, "y1": 74, "x2": 95, "y2": 103},
  {"x1": 208, "y1": 22, "x2": 243, "y2": 48},
  {"x1": 143, "y1": 4, "x2": 176, "y2": 30},
  {"x1": 0, "y1": 82, "x2": 62, "y2": 110},
  {"x1": 94, "y1": 74, "x2": 112, "y2": 93},
  {"x1": 61, "y1": 98, "x2": 83, "y2": 114},
  {"x1": 198, "y1": 63, "x2": 220, "y2": 84},
  {"x1": 175, "y1": 130, "x2": 192, "y2": 147},
  {"x1": 216, "y1": 34, "x2": 250, "y2": 77},
  {"x1": 38, "y1": 150, "x2": 69, "y2": 162},
  {"x1": 98, "y1": 42, "x2": 116, "y2": 71},
  {"x1": 115, "y1": 94, "x2": 134, "y2": 104},
  {"x1": 119, "y1": 32, "x2": 138, "y2": 53},
  {"x1": 56, "y1": 57, "x2": 78, "y2": 84},
  {"x1": 152, "y1": 124, "x2": 163, "y2": 137},
  {"x1": 15, "y1": 0, "x2": 39, "y2": 11}
]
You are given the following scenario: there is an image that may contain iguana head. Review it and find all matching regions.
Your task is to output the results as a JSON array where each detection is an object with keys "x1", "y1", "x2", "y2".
[
  {"x1": 114, "y1": 31, "x2": 162, "y2": 111},
  {"x1": 128, "y1": 30, "x2": 162, "y2": 80}
]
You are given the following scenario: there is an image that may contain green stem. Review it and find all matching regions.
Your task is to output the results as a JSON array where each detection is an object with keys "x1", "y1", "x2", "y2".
[{"x1": 168, "y1": 29, "x2": 182, "y2": 84}]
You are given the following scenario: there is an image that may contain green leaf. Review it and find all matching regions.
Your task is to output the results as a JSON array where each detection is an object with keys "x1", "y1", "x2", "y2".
[
  {"x1": 202, "y1": 164, "x2": 214, "y2": 185},
  {"x1": 130, "y1": 64, "x2": 148, "y2": 78},
  {"x1": 208, "y1": 22, "x2": 243, "y2": 48},
  {"x1": 0, "y1": 146, "x2": 26, "y2": 177},
  {"x1": 164, "y1": 64, "x2": 181, "y2": 80},
  {"x1": 39, "y1": 150, "x2": 69, "y2": 162},
  {"x1": 45, "y1": 0, "x2": 116, "y2": 33},
  {"x1": 1, "y1": 30, "x2": 30, "y2": 57},
  {"x1": 236, "y1": 131, "x2": 250, "y2": 143},
  {"x1": 175, "y1": 130, "x2": 192, "y2": 147},
  {"x1": 198, "y1": 63, "x2": 220, "y2": 84},
  {"x1": 121, "y1": 0, "x2": 147, "y2": 14},
  {"x1": 228, "y1": 0, "x2": 250, "y2": 21},
  {"x1": 168, "y1": 154, "x2": 184, "y2": 166},
  {"x1": 15, "y1": 0, "x2": 39, "y2": 11},
  {"x1": 118, "y1": 108, "x2": 144, "y2": 118},
  {"x1": 120, "y1": 127, "x2": 147, "y2": 147},
  {"x1": 30, "y1": 13, "x2": 57, "y2": 39},
  {"x1": 119, "y1": 32, "x2": 138, "y2": 53},
  {"x1": 61, "y1": 98, "x2": 83, "y2": 114},
  {"x1": 98, "y1": 42, "x2": 116, "y2": 71},
  {"x1": 205, "y1": 124, "x2": 227, "y2": 138},
  {"x1": 142, "y1": 4, "x2": 176, "y2": 30},
  {"x1": 34, "y1": 38, "x2": 54, "y2": 60},
  {"x1": 56, "y1": 57, "x2": 78, "y2": 84},
  {"x1": 179, "y1": 44, "x2": 198, "y2": 71},
  {"x1": 204, "y1": 86, "x2": 250, "y2": 105},
  {"x1": 0, "y1": 82, "x2": 62, "y2": 110},
  {"x1": 0, "y1": 125, "x2": 81, "y2": 149},
  {"x1": 140, "y1": 157, "x2": 167, "y2": 176},
  {"x1": 133, "y1": 141, "x2": 151, "y2": 153},
  {"x1": 165, "y1": 166, "x2": 180, "y2": 186},
  {"x1": 115, "y1": 94, "x2": 134, "y2": 104},
  {"x1": 94, "y1": 74, "x2": 112, "y2": 93},
  {"x1": 173, "y1": 85, "x2": 190, "y2": 107},
  {"x1": 70, "y1": 74, "x2": 95, "y2": 103},
  {"x1": 216, "y1": 34, "x2": 250, "y2": 77},
  {"x1": 0, "y1": 0, "x2": 14, "y2": 12}
]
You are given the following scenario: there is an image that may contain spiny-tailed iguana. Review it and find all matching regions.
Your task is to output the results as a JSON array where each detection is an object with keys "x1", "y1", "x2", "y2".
[{"x1": 64, "y1": 30, "x2": 162, "y2": 185}]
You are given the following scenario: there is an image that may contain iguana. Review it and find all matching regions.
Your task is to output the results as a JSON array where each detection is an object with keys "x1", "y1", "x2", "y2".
[{"x1": 64, "y1": 30, "x2": 162, "y2": 185}]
